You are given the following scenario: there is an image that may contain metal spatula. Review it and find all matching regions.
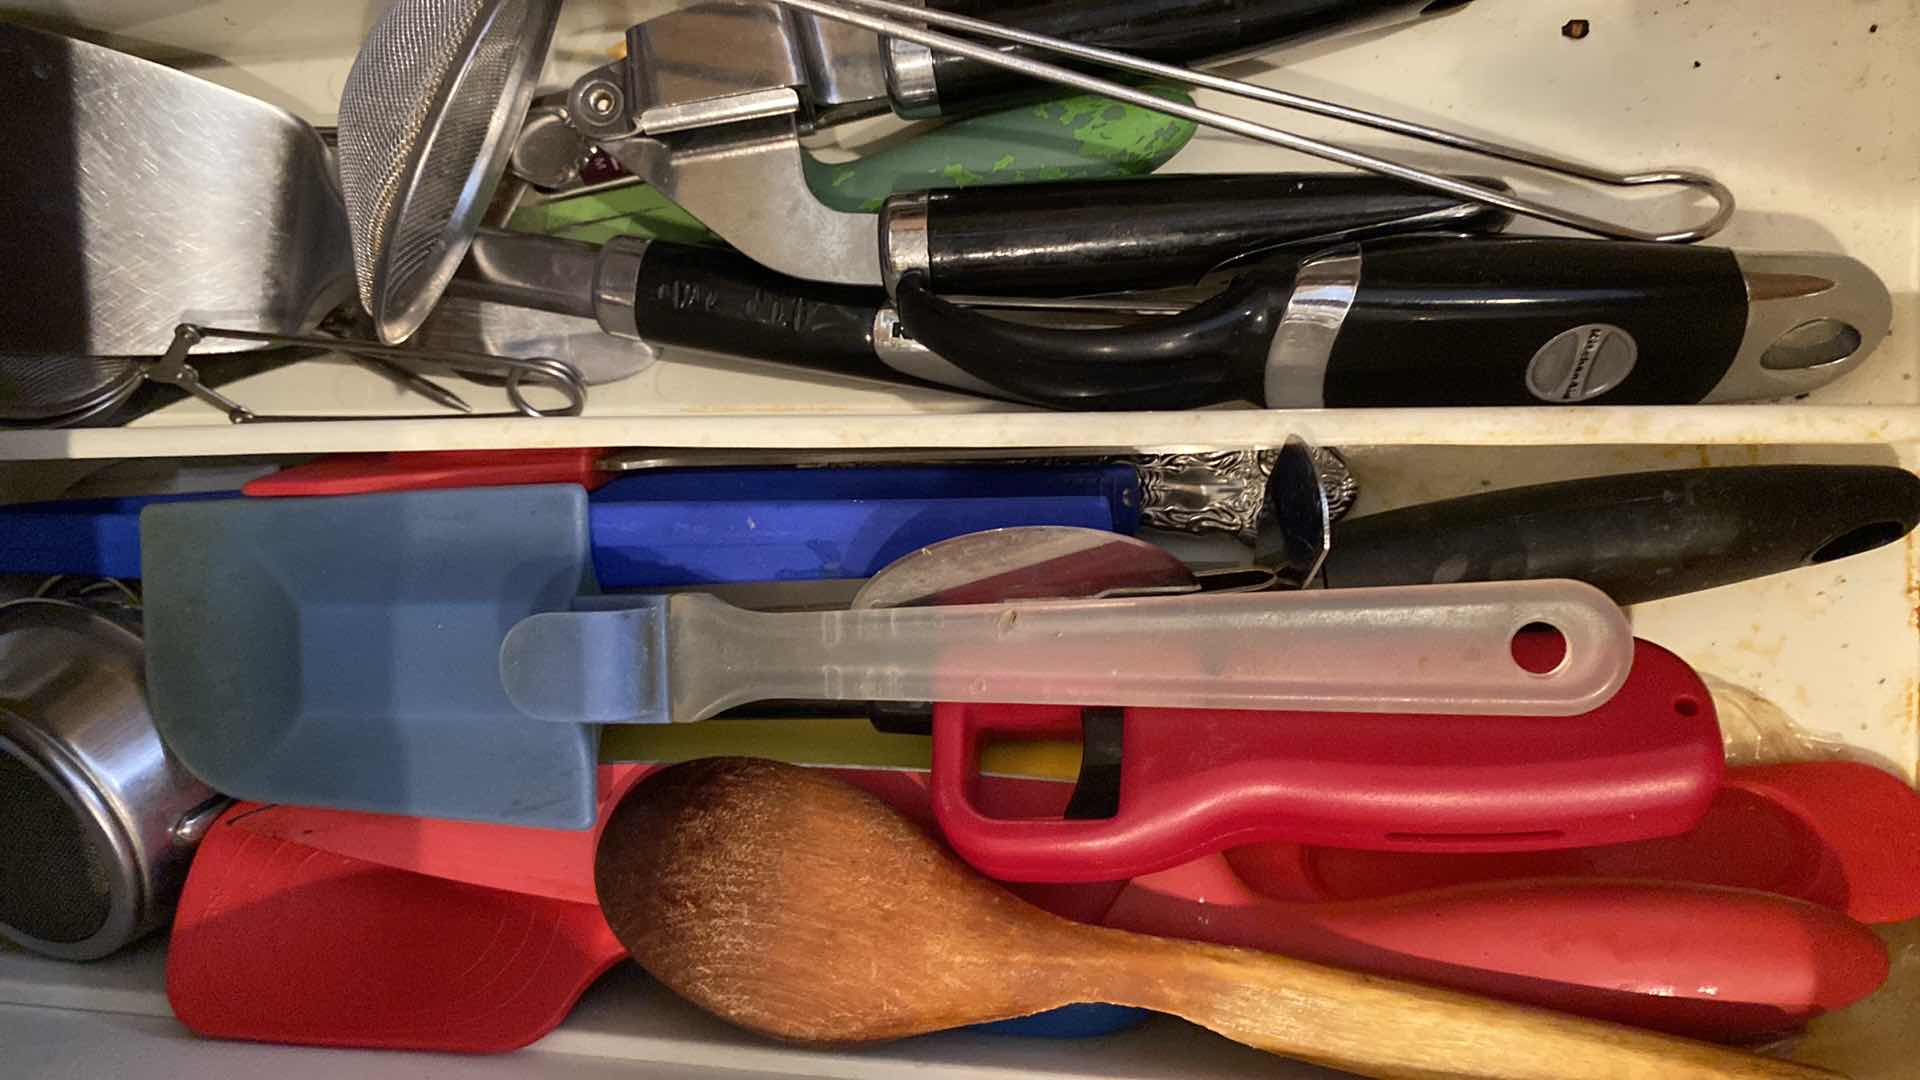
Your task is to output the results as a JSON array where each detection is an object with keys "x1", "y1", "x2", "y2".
[
  {"x1": 0, "y1": 22, "x2": 588, "y2": 422},
  {"x1": 0, "y1": 22, "x2": 355, "y2": 358}
]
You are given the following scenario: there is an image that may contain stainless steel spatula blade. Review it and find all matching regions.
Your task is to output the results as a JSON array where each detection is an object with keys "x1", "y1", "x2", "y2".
[{"x1": 0, "y1": 23, "x2": 354, "y2": 356}]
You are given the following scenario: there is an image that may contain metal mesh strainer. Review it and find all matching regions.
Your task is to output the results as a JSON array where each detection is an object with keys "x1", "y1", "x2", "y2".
[
  {"x1": 0, "y1": 748, "x2": 115, "y2": 946},
  {"x1": 0, "y1": 355, "x2": 144, "y2": 425},
  {"x1": 338, "y1": 0, "x2": 562, "y2": 344}
]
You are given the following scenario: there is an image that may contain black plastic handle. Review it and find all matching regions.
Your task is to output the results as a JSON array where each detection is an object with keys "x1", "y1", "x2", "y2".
[
  {"x1": 892, "y1": 270, "x2": 1285, "y2": 409},
  {"x1": 891, "y1": 236, "x2": 1759, "y2": 410},
  {"x1": 908, "y1": 173, "x2": 1511, "y2": 295},
  {"x1": 630, "y1": 241, "x2": 902, "y2": 383},
  {"x1": 1320, "y1": 237, "x2": 1751, "y2": 406},
  {"x1": 1322, "y1": 465, "x2": 1920, "y2": 605},
  {"x1": 921, "y1": 0, "x2": 1468, "y2": 114}
]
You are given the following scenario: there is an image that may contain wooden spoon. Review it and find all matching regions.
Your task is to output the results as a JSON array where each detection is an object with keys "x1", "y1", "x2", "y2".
[{"x1": 595, "y1": 758, "x2": 1844, "y2": 1080}]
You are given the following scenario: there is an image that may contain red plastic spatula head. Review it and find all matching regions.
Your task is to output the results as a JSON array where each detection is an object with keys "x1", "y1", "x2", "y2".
[
  {"x1": 220, "y1": 765, "x2": 649, "y2": 905},
  {"x1": 167, "y1": 803, "x2": 626, "y2": 1053}
]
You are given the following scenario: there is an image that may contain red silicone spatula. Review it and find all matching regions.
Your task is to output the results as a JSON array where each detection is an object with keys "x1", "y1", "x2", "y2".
[
  {"x1": 219, "y1": 765, "x2": 647, "y2": 906},
  {"x1": 1105, "y1": 855, "x2": 1888, "y2": 1042},
  {"x1": 216, "y1": 764, "x2": 1889, "y2": 1047},
  {"x1": 166, "y1": 803, "x2": 627, "y2": 1053},
  {"x1": 1227, "y1": 762, "x2": 1920, "y2": 924}
]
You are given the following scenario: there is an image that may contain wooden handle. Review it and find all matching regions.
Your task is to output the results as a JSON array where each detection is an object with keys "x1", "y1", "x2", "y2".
[{"x1": 1087, "y1": 928, "x2": 1845, "y2": 1080}]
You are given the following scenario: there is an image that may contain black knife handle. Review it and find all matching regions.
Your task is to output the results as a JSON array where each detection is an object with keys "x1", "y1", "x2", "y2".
[
  {"x1": 1316, "y1": 237, "x2": 1750, "y2": 407},
  {"x1": 890, "y1": 270, "x2": 1285, "y2": 409},
  {"x1": 629, "y1": 241, "x2": 901, "y2": 383},
  {"x1": 1322, "y1": 466, "x2": 1920, "y2": 605},
  {"x1": 914, "y1": 0, "x2": 1467, "y2": 115},
  {"x1": 884, "y1": 173, "x2": 1511, "y2": 295}
]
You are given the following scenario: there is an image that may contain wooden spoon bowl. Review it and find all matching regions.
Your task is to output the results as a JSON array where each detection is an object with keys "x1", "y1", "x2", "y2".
[{"x1": 595, "y1": 757, "x2": 1842, "y2": 1080}]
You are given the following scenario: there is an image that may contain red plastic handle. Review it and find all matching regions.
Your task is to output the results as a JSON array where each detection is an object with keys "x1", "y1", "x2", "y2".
[
  {"x1": 1106, "y1": 856, "x2": 1889, "y2": 1042},
  {"x1": 242, "y1": 448, "x2": 610, "y2": 497},
  {"x1": 932, "y1": 638, "x2": 1724, "y2": 882},
  {"x1": 1264, "y1": 761, "x2": 1920, "y2": 924}
]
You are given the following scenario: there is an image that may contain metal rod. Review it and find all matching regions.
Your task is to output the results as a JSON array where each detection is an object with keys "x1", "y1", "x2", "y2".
[
  {"x1": 774, "y1": 0, "x2": 1734, "y2": 243},
  {"x1": 344, "y1": 353, "x2": 476, "y2": 413}
]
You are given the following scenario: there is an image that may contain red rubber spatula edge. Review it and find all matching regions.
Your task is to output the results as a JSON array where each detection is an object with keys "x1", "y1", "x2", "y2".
[{"x1": 242, "y1": 448, "x2": 611, "y2": 497}]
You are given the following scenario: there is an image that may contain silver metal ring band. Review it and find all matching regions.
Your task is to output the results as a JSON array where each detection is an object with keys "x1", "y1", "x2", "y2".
[
  {"x1": 871, "y1": 308, "x2": 1019, "y2": 399},
  {"x1": 593, "y1": 235, "x2": 652, "y2": 341},
  {"x1": 879, "y1": 192, "x2": 931, "y2": 296},
  {"x1": 1264, "y1": 246, "x2": 1362, "y2": 409}
]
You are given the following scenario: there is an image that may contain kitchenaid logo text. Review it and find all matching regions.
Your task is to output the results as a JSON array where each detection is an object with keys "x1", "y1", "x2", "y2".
[
  {"x1": 1563, "y1": 326, "x2": 1612, "y2": 398},
  {"x1": 1527, "y1": 323, "x2": 1638, "y2": 403}
]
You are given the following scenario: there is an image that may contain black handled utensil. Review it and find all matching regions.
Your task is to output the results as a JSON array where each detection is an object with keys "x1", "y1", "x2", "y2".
[
  {"x1": 1321, "y1": 465, "x2": 1920, "y2": 605},
  {"x1": 867, "y1": 0, "x2": 1466, "y2": 119},
  {"x1": 878, "y1": 173, "x2": 1510, "y2": 295},
  {"x1": 892, "y1": 237, "x2": 1892, "y2": 409}
]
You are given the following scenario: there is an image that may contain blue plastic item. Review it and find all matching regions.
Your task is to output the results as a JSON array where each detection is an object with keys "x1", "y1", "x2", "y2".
[
  {"x1": 141, "y1": 486, "x2": 603, "y2": 829},
  {"x1": 586, "y1": 465, "x2": 1139, "y2": 587},
  {"x1": 11, "y1": 465, "x2": 1138, "y2": 584},
  {"x1": 974, "y1": 1004, "x2": 1151, "y2": 1038},
  {"x1": 0, "y1": 492, "x2": 228, "y2": 578}
]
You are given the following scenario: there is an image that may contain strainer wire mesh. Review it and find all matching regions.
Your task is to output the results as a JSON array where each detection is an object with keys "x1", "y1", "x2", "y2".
[
  {"x1": 0, "y1": 748, "x2": 114, "y2": 944},
  {"x1": 338, "y1": 0, "x2": 546, "y2": 342}
]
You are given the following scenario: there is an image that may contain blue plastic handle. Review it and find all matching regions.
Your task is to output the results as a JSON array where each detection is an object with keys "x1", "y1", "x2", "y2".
[
  {"x1": 0, "y1": 492, "x2": 229, "y2": 578},
  {"x1": 586, "y1": 464, "x2": 1139, "y2": 587},
  {"x1": 971, "y1": 1004, "x2": 1150, "y2": 1038},
  {"x1": 1, "y1": 465, "x2": 1140, "y2": 583}
]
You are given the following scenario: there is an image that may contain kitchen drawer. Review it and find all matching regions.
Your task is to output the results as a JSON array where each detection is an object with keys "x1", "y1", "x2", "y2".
[
  {"x1": 1, "y1": 440, "x2": 1913, "y2": 1080},
  {"x1": 0, "y1": 0, "x2": 1914, "y2": 458},
  {"x1": 2, "y1": 2, "x2": 1916, "y2": 1078}
]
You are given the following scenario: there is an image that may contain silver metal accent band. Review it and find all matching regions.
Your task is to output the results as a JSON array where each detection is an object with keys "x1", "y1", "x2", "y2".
[
  {"x1": 1264, "y1": 246, "x2": 1362, "y2": 408},
  {"x1": 883, "y1": 35, "x2": 940, "y2": 118},
  {"x1": 593, "y1": 235, "x2": 652, "y2": 341},
  {"x1": 871, "y1": 308, "x2": 1022, "y2": 399},
  {"x1": 879, "y1": 191, "x2": 931, "y2": 296},
  {"x1": 1701, "y1": 252, "x2": 1893, "y2": 403}
]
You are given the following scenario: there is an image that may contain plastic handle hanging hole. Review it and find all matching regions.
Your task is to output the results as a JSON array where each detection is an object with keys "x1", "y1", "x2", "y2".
[
  {"x1": 1672, "y1": 695, "x2": 1703, "y2": 718},
  {"x1": 1510, "y1": 621, "x2": 1569, "y2": 676},
  {"x1": 1810, "y1": 521, "x2": 1907, "y2": 564}
]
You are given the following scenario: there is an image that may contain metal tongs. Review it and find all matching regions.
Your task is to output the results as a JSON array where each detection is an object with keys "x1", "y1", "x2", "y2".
[
  {"x1": 150, "y1": 325, "x2": 587, "y2": 423},
  {"x1": 776, "y1": 0, "x2": 1732, "y2": 244}
]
